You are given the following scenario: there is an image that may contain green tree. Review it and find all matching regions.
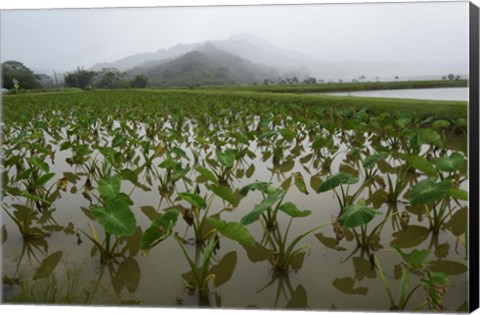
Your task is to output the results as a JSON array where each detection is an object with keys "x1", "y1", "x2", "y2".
[
  {"x1": 130, "y1": 75, "x2": 148, "y2": 88},
  {"x1": 1, "y1": 60, "x2": 41, "y2": 89},
  {"x1": 64, "y1": 67, "x2": 97, "y2": 89},
  {"x1": 94, "y1": 68, "x2": 127, "y2": 89}
]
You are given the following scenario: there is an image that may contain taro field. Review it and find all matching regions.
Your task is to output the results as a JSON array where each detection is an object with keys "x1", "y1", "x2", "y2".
[{"x1": 0, "y1": 90, "x2": 470, "y2": 311}]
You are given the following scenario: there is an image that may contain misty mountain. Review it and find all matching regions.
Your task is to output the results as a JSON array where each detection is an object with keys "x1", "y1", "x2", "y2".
[
  {"x1": 90, "y1": 32, "x2": 468, "y2": 86},
  {"x1": 90, "y1": 43, "x2": 202, "y2": 72},
  {"x1": 90, "y1": 33, "x2": 314, "y2": 76},
  {"x1": 130, "y1": 43, "x2": 277, "y2": 87}
]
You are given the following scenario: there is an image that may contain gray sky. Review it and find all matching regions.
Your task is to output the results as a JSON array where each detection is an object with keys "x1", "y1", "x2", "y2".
[{"x1": 0, "y1": 1, "x2": 469, "y2": 73}]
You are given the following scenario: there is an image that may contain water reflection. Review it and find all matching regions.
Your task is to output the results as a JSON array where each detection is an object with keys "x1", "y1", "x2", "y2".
[{"x1": 1, "y1": 95, "x2": 469, "y2": 311}]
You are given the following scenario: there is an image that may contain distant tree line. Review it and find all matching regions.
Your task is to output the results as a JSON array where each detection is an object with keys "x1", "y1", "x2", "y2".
[
  {"x1": 263, "y1": 76, "x2": 323, "y2": 85},
  {"x1": 1, "y1": 60, "x2": 149, "y2": 92},
  {"x1": 442, "y1": 73, "x2": 462, "y2": 81},
  {"x1": 63, "y1": 67, "x2": 148, "y2": 89}
]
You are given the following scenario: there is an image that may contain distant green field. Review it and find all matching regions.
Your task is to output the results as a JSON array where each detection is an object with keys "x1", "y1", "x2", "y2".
[
  {"x1": 196, "y1": 79, "x2": 468, "y2": 93},
  {"x1": 155, "y1": 89, "x2": 467, "y2": 119},
  {"x1": 4, "y1": 86, "x2": 467, "y2": 121}
]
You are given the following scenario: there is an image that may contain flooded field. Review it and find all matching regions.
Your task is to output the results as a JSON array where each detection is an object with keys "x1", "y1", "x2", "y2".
[{"x1": 1, "y1": 90, "x2": 469, "y2": 312}]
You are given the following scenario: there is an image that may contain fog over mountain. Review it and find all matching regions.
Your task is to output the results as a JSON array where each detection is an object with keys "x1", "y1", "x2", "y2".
[
  {"x1": 89, "y1": 32, "x2": 467, "y2": 85},
  {"x1": 1, "y1": 2, "x2": 469, "y2": 84}
]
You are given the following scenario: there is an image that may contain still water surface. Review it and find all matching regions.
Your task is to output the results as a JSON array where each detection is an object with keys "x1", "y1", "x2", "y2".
[
  {"x1": 320, "y1": 88, "x2": 468, "y2": 101},
  {"x1": 2, "y1": 117, "x2": 469, "y2": 311}
]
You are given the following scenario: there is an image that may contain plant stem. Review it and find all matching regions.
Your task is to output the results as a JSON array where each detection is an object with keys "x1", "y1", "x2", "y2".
[{"x1": 374, "y1": 255, "x2": 396, "y2": 308}]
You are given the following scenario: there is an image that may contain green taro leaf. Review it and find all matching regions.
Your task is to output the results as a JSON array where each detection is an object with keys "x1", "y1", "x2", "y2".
[
  {"x1": 172, "y1": 147, "x2": 189, "y2": 160},
  {"x1": 448, "y1": 188, "x2": 468, "y2": 201},
  {"x1": 293, "y1": 172, "x2": 309, "y2": 195},
  {"x1": 91, "y1": 198, "x2": 136, "y2": 236},
  {"x1": 339, "y1": 202, "x2": 380, "y2": 228},
  {"x1": 98, "y1": 176, "x2": 121, "y2": 199},
  {"x1": 112, "y1": 134, "x2": 126, "y2": 147},
  {"x1": 415, "y1": 128, "x2": 443, "y2": 148},
  {"x1": 402, "y1": 154, "x2": 437, "y2": 177},
  {"x1": 178, "y1": 192, "x2": 207, "y2": 209},
  {"x1": 395, "y1": 116, "x2": 412, "y2": 129},
  {"x1": 172, "y1": 166, "x2": 190, "y2": 181},
  {"x1": 239, "y1": 181, "x2": 270, "y2": 196},
  {"x1": 210, "y1": 184, "x2": 237, "y2": 205},
  {"x1": 362, "y1": 153, "x2": 386, "y2": 169},
  {"x1": 279, "y1": 202, "x2": 311, "y2": 218},
  {"x1": 316, "y1": 172, "x2": 359, "y2": 193},
  {"x1": 433, "y1": 152, "x2": 464, "y2": 173},
  {"x1": 409, "y1": 178, "x2": 451, "y2": 206},
  {"x1": 35, "y1": 173, "x2": 55, "y2": 187},
  {"x1": 159, "y1": 159, "x2": 178, "y2": 169},
  {"x1": 196, "y1": 166, "x2": 218, "y2": 184},
  {"x1": 120, "y1": 169, "x2": 138, "y2": 184},
  {"x1": 28, "y1": 157, "x2": 49, "y2": 173},
  {"x1": 216, "y1": 149, "x2": 236, "y2": 168},
  {"x1": 140, "y1": 210, "x2": 179, "y2": 250},
  {"x1": 206, "y1": 217, "x2": 256, "y2": 247},
  {"x1": 240, "y1": 189, "x2": 285, "y2": 225},
  {"x1": 431, "y1": 119, "x2": 451, "y2": 129}
]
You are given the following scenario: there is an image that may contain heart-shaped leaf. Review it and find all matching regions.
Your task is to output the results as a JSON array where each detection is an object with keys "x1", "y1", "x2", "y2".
[
  {"x1": 339, "y1": 202, "x2": 380, "y2": 228},
  {"x1": 35, "y1": 173, "x2": 55, "y2": 187},
  {"x1": 120, "y1": 168, "x2": 138, "y2": 184},
  {"x1": 216, "y1": 149, "x2": 236, "y2": 168},
  {"x1": 448, "y1": 188, "x2": 468, "y2": 201},
  {"x1": 316, "y1": 172, "x2": 359, "y2": 193},
  {"x1": 98, "y1": 176, "x2": 121, "y2": 198},
  {"x1": 279, "y1": 202, "x2": 311, "y2": 218},
  {"x1": 293, "y1": 172, "x2": 308, "y2": 195},
  {"x1": 140, "y1": 210, "x2": 179, "y2": 250},
  {"x1": 210, "y1": 184, "x2": 237, "y2": 205},
  {"x1": 207, "y1": 217, "x2": 256, "y2": 247},
  {"x1": 408, "y1": 178, "x2": 451, "y2": 206},
  {"x1": 433, "y1": 152, "x2": 464, "y2": 173},
  {"x1": 240, "y1": 189, "x2": 285, "y2": 225},
  {"x1": 91, "y1": 198, "x2": 136, "y2": 236},
  {"x1": 362, "y1": 153, "x2": 386, "y2": 170},
  {"x1": 196, "y1": 166, "x2": 218, "y2": 184},
  {"x1": 239, "y1": 181, "x2": 270, "y2": 196},
  {"x1": 402, "y1": 154, "x2": 437, "y2": 177},
  {"x1": 178, "y1": 192, "x2": 207, "y2": 209}
]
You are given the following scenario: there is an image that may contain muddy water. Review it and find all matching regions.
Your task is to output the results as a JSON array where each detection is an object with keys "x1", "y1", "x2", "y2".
[{"x1": 1, "y1": 128, "x2": 469, "y2": 311}]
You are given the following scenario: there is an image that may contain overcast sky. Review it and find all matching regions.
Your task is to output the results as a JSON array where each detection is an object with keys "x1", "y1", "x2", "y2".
[{"x1": 0, "y1": 1, "x2": 469, "y2": 73}]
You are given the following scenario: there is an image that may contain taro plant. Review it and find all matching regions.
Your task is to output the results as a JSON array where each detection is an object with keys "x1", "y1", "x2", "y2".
[
  {"x1": 141, "y1": 209, "x2": 255, "y2": 299},
  {"x1": 79, "y1": 175, "x2": 137, "y2": 264},
  {"x1": 338, "y1": 199, "x2": 382, "y2": 252},
  {"x1": 408, "y1": 178, "x2": 459, "y2": 233},
  {"x1": 375, "y1": 245, "x2": 449, "y2": 311},
  {"x1": 203, "y1": 148, "x2": 238, "y2": 185},
  {"x1": 315, "y1": 172, "x2": 359, "y2": 213},
  {"x1": 240, "y1": 181, "x2": 331, "y2": 273},
  {"x1": 403, "y1": 151, "x2": 467, "y2": 233}
]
